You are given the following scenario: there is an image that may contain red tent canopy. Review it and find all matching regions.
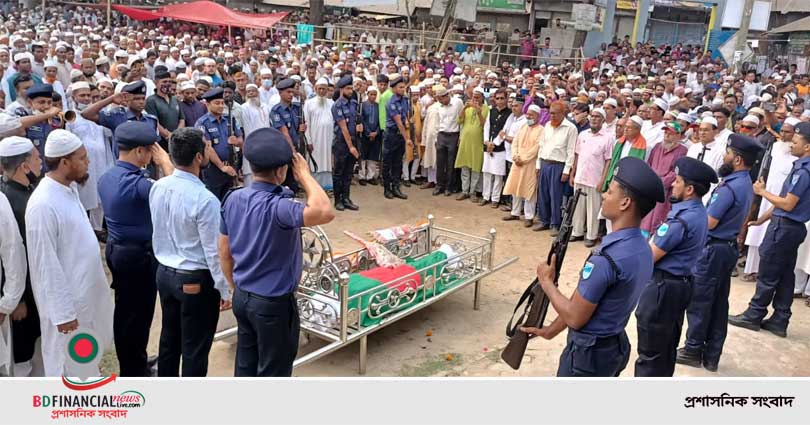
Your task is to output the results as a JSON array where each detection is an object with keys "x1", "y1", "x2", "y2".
[{"x1": 112, "y1": 1, "x2": 288, "y2": 29}]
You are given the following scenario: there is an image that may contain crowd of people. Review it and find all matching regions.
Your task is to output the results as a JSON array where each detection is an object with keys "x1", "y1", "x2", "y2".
[{"x1": 0, "y1": 3, "x2": 809, "y2": 378}]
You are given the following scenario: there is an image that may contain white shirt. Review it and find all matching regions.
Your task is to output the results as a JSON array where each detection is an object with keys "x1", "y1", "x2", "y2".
[
  {"x1": 641, "y1": 119, "x2": 665, "y2": 159},
  {"x1": 0, "y1": 192, "x2": 25, "y2": 316},
  {"x1": 538, "y1": 118, "x2": 578, "y2": 173},
  {"x1": 437, "y1": 97, "x2": 464, "y2": 133},
  {"x1": 505, "y1": 114, "x2": 527, "y2": 164},
  {"x1": 687, "y1": 138, "x2": 727, "y2": 204}
]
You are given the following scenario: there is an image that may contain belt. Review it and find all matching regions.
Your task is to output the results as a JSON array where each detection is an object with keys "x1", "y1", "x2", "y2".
[
  {"x1": 159, "y1": 264, "x2": 207, "y2": 276},
  {"x1": 773, "y1": 215, "x2": 804, "y2": 226},
  {"x1": 107, "y1": 238, "x2": 152, "y2": 250},
  {"x1": 438, "y1": 131, "x2": 459, "y2": 135},
  {"x1": 570, "y1": 332, "x2": 623, "y2": 348},
  {"x1": 707, "y1": 237, "x2": 735, "y2": 246},
  {"x1": 240, "y1": 288, "x2": 295, "y2": 303},
  {"x1": 653, "y1": 269, "x2": 691, "y2": 282},
  {"x1": 540, "y1": 159, "x2": 564, "y2": 166}
]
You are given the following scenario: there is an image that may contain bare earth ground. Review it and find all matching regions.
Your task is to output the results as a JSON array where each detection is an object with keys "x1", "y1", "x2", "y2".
[{"x1": 101, "y1": 183, "x2": 810, "y2": 377}]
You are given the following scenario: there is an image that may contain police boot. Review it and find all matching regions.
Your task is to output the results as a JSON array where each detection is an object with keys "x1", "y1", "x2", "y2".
[
  {"x1": 728, "y1": 313, "x2": 760, "y2": 332},
  {"x1": 760, "y1": 318, "x2": 787, "y2": 338},
  {"x1": 392, "y1": 185, "x2": 408, "y2": 200},
  {"x1": 384, "y1": 183, "x2": 395, "y2": 199},
  {"x1": 334, "y1": 194, "x2": 345, "y2": 211},
  {"x1": 675, "y1": 347, "x2": 702, "y2": 368},
  {"x1": 342, "y1": 190, "x2": 359, "y2": 211}
]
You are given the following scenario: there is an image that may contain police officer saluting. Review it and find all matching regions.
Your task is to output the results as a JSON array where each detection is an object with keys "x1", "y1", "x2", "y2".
[
  {"x1": 635, "y1": 157, "x2": 717, "y2": 377},
  {"x1": 677, "y1": 134, "x2": 763, "y2": 372},
  {"x1": 330, "y1": 75, "x2": 361, "y2": 211},
  {"x1": 97, "y1": 121, "x2": 173, "y2": 376},
  {"x1": 729, "y1": 121, "x2": 810, "y2": 337},
  {"x1": 219, "y1": 127, "x2": 334, "y2": 377},
  {"x1": 195, "y1": 87, "x2": 243, "y2": 200},
  {"x1": 521, "y1": 157, "x2": 664, "y2": 377},
  {"x1": 382, "y1": 76, "x2": 411, "y2": 200}
]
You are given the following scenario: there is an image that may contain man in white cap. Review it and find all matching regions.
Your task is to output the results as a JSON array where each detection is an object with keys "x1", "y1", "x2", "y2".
[
  {"x1": 258, "y1": 68, "x2": 277, "y2": 108},
  {"x1": 24, "y1": 130, "x2": 114, "y2": 376},
  {"x1": 0, "y1": 136, "x2": 42, "y2": 376},
  {"x1": 239, "y1": 84, "x2": 273, "y2": 187},
  {"x1": 687, "y1": 116, "x2": 725, "y2": 204},
  {"x1": 303, "y1": 77, "x2": 334, "y2": 190},
  {"x1": 641, "y1": 97, "x2": 668, "y2": 158},
  {"x1": 503, "y1": 104, "x2": 543, "y2": 226},
  {"x1": 603, "y1": 98, "x2": 620, "y2": 137}
]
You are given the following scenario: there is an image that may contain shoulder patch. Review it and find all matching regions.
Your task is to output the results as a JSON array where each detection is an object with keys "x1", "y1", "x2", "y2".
[
  {"x1": 710, "y1": 192, "x2": 718, "y2": 204},
  {"x1": 582, "y1": 261, "x2": 595, "y2": 280},
  {"x1": 656, "y1": 222, "x2": 669, "y2": 237},
  {"x1": 792, "y1": 174, "x2": 800, "y2": 186}
]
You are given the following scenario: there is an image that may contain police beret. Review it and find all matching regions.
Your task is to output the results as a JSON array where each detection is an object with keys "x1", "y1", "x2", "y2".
[
  {"x1": 336, "y1": 75, "x2": 353, "y2": 89},
  {"x1": 675, "y1": 156, "x2": 718, "y2": 187},
  {"x1": 200, "y1": 87, "x2": 224, "y2": 102},
  {"x1": 27, "y1": 84, "x2": 54, "y2": 99},
  {"x1": 276, "y1": 78, "x2": 295, "y2": 90},
  {"x1": 122, "y1": 80, "x2": 146, "y2": 95},
  {"x1": 154, "y1": 69, "x2": 171, "y2": 80},
  {"x1": 114, "y1": 121, "x2": 160, "y2": 147},
  {"x1": 613, "y1": 157, "x2": 666, "y2": 204},
  {"x1": 795, "y1": 122, "x2": 810, "y2": 139},
  {"x1": 728, "y1": 134, "x2": 764, "y2": 156},
  {"x1": 390, "y1": 76, "x2": 405, "y2": 87},
  {"x1": 244, "y1": 127, "x2": 292, "y2": 169}
]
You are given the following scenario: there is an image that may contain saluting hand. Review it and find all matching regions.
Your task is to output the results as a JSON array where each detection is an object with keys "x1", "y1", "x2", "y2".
[
  {"x1": 150, "y1": 143, "x2": 170, "y2": 165},
  {"x1": 291, "y1": 152, "x2": 311, "y2": 181}
]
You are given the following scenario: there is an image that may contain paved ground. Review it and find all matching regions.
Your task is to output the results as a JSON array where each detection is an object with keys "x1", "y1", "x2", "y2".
[{"x1": 102, "y1": 182, "x2": 810, "y2": 377}]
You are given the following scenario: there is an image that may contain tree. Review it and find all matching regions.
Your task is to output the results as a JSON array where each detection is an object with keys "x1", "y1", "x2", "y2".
[{"x1": 310, "y1": 0, "x2": 325, "y2": 41}]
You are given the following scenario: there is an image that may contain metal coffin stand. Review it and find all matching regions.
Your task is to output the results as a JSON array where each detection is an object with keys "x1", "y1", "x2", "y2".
[{"x1": 214, "y1": 214, "x2": 518, "y2": 375}]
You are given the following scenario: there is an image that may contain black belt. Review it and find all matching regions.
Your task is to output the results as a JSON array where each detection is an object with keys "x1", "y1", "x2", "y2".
[
  {"x1": 773, "y1": 215, "x2": 804, "y2": 226},
  {"x1": 239, "y1": 287, "x2": 295, "y2": 303},
  {"x1": 653, "y1": 269, "x2": 691, "y2": 282},
  {"x1": 570, "y1": 332, "x2": 623, "y2": 348},
  {"x1": 707, "y1": 237, "x2": 735, "y2": 246},
  {"x1": 438, "y1": 131, "x2": 459, "y2": 135},
  {"x1": 540, "y1": 159, "x2": 564, "y2": 166},
  {"x1": 158, "y1": 264, "x2": 208, "y2": 276},
  {"x1": 107, "y1": 238, "x2": 152, "y2": 250}
]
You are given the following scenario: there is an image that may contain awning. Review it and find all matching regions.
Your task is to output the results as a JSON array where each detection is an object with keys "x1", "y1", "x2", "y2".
[
  {"x1": 112, "y1": 1, "x2": 289, "y2": 29},
  {"x1": 768, "y1": 15, "x2": 810, "y2": 34}
]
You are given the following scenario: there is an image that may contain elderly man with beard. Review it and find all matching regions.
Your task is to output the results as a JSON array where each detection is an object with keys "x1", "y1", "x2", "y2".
[
  {"x1": 641, "y1": 121, "x2": 689, "y2": 237},
  {"x1": 304, "y1": 78, "x2": 335, "y2": 190},
  {"x1": 239, "y1": 84, "x2": 272, "y2": 187}
]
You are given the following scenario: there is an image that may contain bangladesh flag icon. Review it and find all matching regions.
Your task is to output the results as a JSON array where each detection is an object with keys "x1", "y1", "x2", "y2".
[
  {"x1": 63, "y1": 328, "x2": 104, "y2": 380},
  {"x1": 68, "y1": 333, "x2": 99, "y2": 364}
]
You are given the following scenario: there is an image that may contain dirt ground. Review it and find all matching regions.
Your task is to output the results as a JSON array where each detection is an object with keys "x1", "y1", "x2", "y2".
[{"x1": 116, "y1": 183, "x2": 810, "y2": 377}]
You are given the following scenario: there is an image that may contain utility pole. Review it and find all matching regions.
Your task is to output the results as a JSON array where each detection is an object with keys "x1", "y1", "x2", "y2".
[
  {"x1": 734, "y1": 0, "x2": 755, "y2": 71},
  {"x1": 311, "y1": 0, "x2": 325, "y2": 41},
  {"x1": 437, "y1": 0, "x2": 458, "y2": 53}
]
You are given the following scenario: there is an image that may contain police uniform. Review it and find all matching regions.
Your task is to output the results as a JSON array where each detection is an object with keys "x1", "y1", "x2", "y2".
[
  {"x1": 270, "y1": 79, "x2": 301, "y2": 193},
  {"x1": 679, "y1": 134, "x2": 763, "y2": 371},
  {"x1": 24, "y1": 85, "x2": 54, "y2": 169},
  {"x1": 330, "y1": 75, "x2": 360, "y2": 212},
  {"x1": 221, "y1": 127, "x2": 303, "y2": 377},
  {"x1": 98, "y1": 81, "x2": 159, "y2": 159},
  {"x1": 558, "y1": 157, "x2": 664, "y2": 377},
  {"x1": 97, "y1": 121, "x2": 161, "y2": 377},
  {"x1": 360, "y1": 98, "x2": 381, "y2": 173},
  {"x1": 383, "y1": 78, "x2": 410, "y2": 199},
  {"x1": 730, "y1": 122, "x2": 810, "y2": 336},
  {"x1": 634, "y1": 157, "x2": 716, "y2": 377},
  {"x1": 195, "y1": 87, "x2": 242, "y2": 201}
]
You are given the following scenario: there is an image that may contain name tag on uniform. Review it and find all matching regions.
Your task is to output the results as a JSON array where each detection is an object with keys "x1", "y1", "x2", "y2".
[{"x1": 212, "y1": 138, "x2": 219, "y2": 145}]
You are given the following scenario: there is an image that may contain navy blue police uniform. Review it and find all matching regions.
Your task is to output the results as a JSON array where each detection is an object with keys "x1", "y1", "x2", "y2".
[
  {"x1": 24, "y1": 84, "x2": 54, "y2": 170},
  {"x1": 271, "y1": 78, "x2": 301, "y2": 193},
  {"x1": 97, "y1": 121, "x2": 162, "y2": 377},
  {"x1": 220, "y1": 127, "x2": 304, "y2": 377},
  {"x1": 730, "y1": 122, "x2": 810, "y2": 335},
  {"x1": 98, "y1": 81, "x2": 159, "y2": 160},
  {"x1": 634, "y1": 157, "x2": 716, "y2": 377},
  {"x1": 330, "y1": 75, "x2": 360, "y2": 211},
  {"x1": 360, "y1": 97, "x2": 381, "y2": 167},
  {"x1": 195, "y1": 87, "x2": 242, "y2": 201},
  {"x1": 679, "y1": 134, "x2": 763, "y2": 371},
  {"x1": 383, "y1": 78, "x2": 410, "y2": 199},
  {"x1": 558, "y1": 157, "x2": 664, "y2": 377}
]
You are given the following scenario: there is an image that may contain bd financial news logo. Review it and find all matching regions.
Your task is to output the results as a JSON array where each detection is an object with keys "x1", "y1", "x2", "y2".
[{"x1": 32, "y1": 328, "x2": 146, "y2": 420}]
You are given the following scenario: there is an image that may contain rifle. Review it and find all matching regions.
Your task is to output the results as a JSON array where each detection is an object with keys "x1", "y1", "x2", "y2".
[
  {"x1": 297, "y1": 97, "x2": 318, "y2": 173},
  {"x1": 226, "y1": 100, "x2": 242, "y2": 182},
  {"x1": 501, "y1": 188, "x2": 585, "y2": 370}
]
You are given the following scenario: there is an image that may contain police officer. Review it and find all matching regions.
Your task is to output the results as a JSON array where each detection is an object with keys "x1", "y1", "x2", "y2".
[
  {"x1": 382, "y1": 76, "x2": 411, "y2": 200},
  {"x1": 81, "y1": 81, "x2": 160, "y2": 159},
  {"x1": 521, "y1": 157, "x2": 665, "y2": 377},
  {"x1": 677, "y1": 134, "x2": 764, "y2": 372},
  {"x1": 24, "y1": 84, "x2": 55, "y2": 165},
  {"x1": 271, "y1": 78, "x2": 304, "y2": 193},
  {"x1": 219, "y1": 127, "x2": 335, "y2": 377},
  {"x1": 729, "y1": 121, "x2": 810, "y2": 337},
  {"x1": 195, "y1": 87, "x2": 243, "y2": 200},
  {"x1": 330, "y1": 75, "x2": 361, "y2": 211},
  {"x1": 97, "y1": 121, "x2": 174, "y2": 376},
  {"x1": 635, "y1": 157, "x2": 717, "y2": 377}
]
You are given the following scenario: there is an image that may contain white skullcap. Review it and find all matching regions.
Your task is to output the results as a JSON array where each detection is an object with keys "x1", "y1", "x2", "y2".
[
  {"x1": 367, "y1": 87, "x2": 379, "y2": 94},
  {"x1": 451, "y1": 84, "x2": 464, "y2": 92},
  {"x1": 401, "y1": 66, "x2": 409, "y2": 72},
  {"x1": 290, "y1": 75, "x2": 301, "y2": 82},
  {"x1": 179, "y1": 81, "x2": 196, "y2": 91},
  {"x1": 604, "y1": 98, "x2": 618, "y2": 108},
  {"x1": 453, "y1": 67, "x2": 462, "y2": 74},
  {"x1": 700, "y1": 117, "x2": 718, "y2": 128},
  {"x1": 410, "y1": 86, "x2": 420, "y2": 93},
  {"x1": 591, "y1": 108, "x2": 606, "y2": 119},
  {"x1": 803, "y1": 110, "x2": 810, "y2": 118},
  {"x1": 555, "y1": 88, "x2": 566, "y2": 96},
  {"x1": 652, "y1": 98, "x2": 668, "y2": 112},
  {"x1": 315, "y1": 77, "x2": 329, "y2": 86},
  {"x1": 760, "y1": 93, "x2": 773, "y2": 102},
  {"x1": 629, "y1": 115, "x2": 644, "y2": 127},
  {"x1": 742, "y1": 115, "x2": 760, "y2": 126},
  {"x1": 784, "y1": 117, "x2": 801, "y2": 127},
  {"x1": 13, "y1": 52, "x2": 32, "y2": 62},
  {"x1": 246, "y1": 84, "x2": 258, "y2": 91},
  {"x1": 260, "y1": 68, "x2": 272, "y2": 76},
  {"x1": 527, "y1": 104, "x2": 541, "y2": 114},
  {"x1": 44, "y1": 59, "x2": 58, "y2": 69},
  {"x1": 204, "y1": 58, "x2": 216, "y2": 66},
  {"x1": 68, "y1": 81, "x2": 90, "y2": 92},
  {"x1": 473, "y1": 87, "x2": 485, "y2": 95},
  {"x1": 0, "y1": 136, "x2": 34, "y2": 157},
  {"x1": 677, "y1": 112, "x2": 695, "y2": 123},
  {"x1": 44, "y1": 130, "x2": 83, "y2": 158}
]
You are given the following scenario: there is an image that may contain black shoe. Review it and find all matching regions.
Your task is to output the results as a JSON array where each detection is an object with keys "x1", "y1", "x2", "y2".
[
  {"x1": 584, "y1": 239, "x2": 597, "y2": 248},
  {"x1": 392, "y1": 187, "x2": 408, "y2": 199},
  {"x1": 358, "y1": 179, "x2": 367, "y2": 186},
  {"x1": 728, "y1": 313, "x2": 760, "y2": 331},
  {"x1": 335, "y1": 201, "x2": 345, "y2": 211},
  {"x1": 401, "y1": 180, "x2": 411, "y2": 188},
  {"x1": 675, "y1": 347, "x2": 702, "y2": 368},
  {"x1": 760, "y1": 320, "x2": 787, "y2": 338},
  {"x1": 569, "y1": 235, "x2": 584, "y2": 242},
  {"x1": 432, "y1": 188, "x2": 445, "y2": 196},
  {"x1": 702, "y1": 360, "x2": 718, "y2": 372},
  {"x1": 343, "y1": 199, "x2": 359, "y2": 211},
  {"x1": 444, "y1": 191, "x2": 452, "y2": 197},
  {"x1": 368, "y1": 178, "x2": 379, "y2": 186},
  {"x1": 384, "y1": 189, "x2": 394, "y2": 199}
]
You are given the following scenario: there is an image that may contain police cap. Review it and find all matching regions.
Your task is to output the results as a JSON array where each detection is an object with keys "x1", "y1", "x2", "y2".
[
  {"x1": 613, "y1": 156, "x2": 666, "y2": 204},
  {"x1": 114, "y1": 121, "x2": 160, "y2": 147},
  {"x1": 727, "y1": 133, "x2": 764, "y2": 156},
  {"x1": 794, "y1": 122, "x2": 810, "y2": 140},
  {"x1": 244, "y1": 127, "x2": 292, "y2": 169},
  {"x1": 674, "y1": 156, "x2": 718, "y2": 187},
  {"x1": 336, "y1": 75, "x2": 353, "y2": 89},
  {"x1": 27, "y1": 84, "x2": 54, "y2": 99},
  {"x1": 122, "y1": 80, "x2": 146, "y2": 96},
  {"x1": 154, "y1": 69, "x2": 172, "y2": 80},
  {"x1": 276, "y1": 78, "x2": 295, "y2": 90},
  {"x1": 390, "y1": 76, "x2": 405, "y2": 87},
  {"x1": 200, "y1": 87, "x2": 224, "y2": 102}
]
